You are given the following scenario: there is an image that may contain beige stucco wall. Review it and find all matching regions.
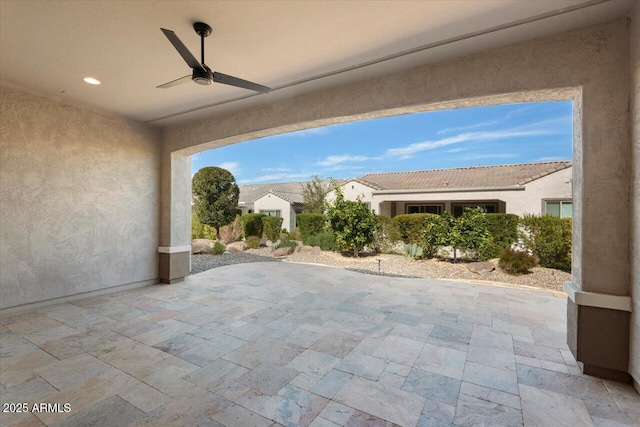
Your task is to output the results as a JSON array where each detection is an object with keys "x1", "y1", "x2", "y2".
[
  {"x1": 327, "y1": 180, "x2": 377, "y2": 213},
  {"x1": 0, "y1": 84, "x2": 161, "y2": 309},
  {"x1": 370, "y1": 167, "x2": 572, "y2": 217},
  {"x1": 629, "y1": 1, "x2": 640, "y2": 388},
  {"x1": 253, "y1": 193, "x2": 296, "y2": 232}
]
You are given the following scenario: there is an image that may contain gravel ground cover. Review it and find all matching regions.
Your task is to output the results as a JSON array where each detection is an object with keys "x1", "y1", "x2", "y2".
[{"x1": 192, "y1": 246, "x2": 570, "y2": 293}]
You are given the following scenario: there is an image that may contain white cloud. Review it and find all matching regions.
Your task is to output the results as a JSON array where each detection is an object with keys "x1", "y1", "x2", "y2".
[
  {"x1": 536, "y1": 156, "x2": 570, "y2": 162},
  {"x1": 316, "y1": 154, "x2": 379, "y2": 167},
  {"x1": 385, "y1": 126, "x2": 562, "y2": 159},
  {"x1": 217, "y1": 162, "x2": 240, "y2": 175},
  {"x1": 240, "y1": 172, "x2": 312, "y2": 184},
  {"x1": 460, "y1": 153, "x2": 518, "y2": 161},
  {"x1": 261, "y1": 167, "x2": 292, "y2": 172},
  {"x1": 437, "y1": 120, "x2": 500, "y2": 135}
]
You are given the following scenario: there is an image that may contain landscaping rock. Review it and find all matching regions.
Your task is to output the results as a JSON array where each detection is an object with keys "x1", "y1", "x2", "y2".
[
  {"x1": 273, "y1": 247, "x2": 293, "y2": 257},
  {"x1": 312, "y1": 246, "x2": 322, "y2": 254},
  {"x1": 466, "y1": 261, "x2": 495, "y2": 276},
  {"x1": 191, "y1": 241, "x2": 213, "y2": 254},
  {"x1": 227, "y1": 241, "x2": 248, "y2": 253},
  {"x1": 300, "y1": 245, "x2": 314, "y2": 252}
]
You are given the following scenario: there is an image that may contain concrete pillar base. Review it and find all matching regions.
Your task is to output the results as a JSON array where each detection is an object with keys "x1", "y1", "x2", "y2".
[
  {"x1": 158, "y1": 250, "x2": 190, "y2": 284},
  {"x1": 565, "y1": 283, "x2": 632, "y2": 383}
]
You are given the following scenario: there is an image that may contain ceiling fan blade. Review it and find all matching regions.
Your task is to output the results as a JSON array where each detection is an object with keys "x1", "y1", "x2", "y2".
[
  {"x1": 156, "y1": 75, "x2": 192, "y2": 89},
  {"x1": 213, "y1": 72, "x2": 271, "y2": 93},
  {"x1": 161, "y1": 28, "x2": 204, "y2": 71}
]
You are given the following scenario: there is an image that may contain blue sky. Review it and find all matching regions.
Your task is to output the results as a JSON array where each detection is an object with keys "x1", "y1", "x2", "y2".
[{"x1": 192, "y1": 100, "x2": 573, "y2": 184}]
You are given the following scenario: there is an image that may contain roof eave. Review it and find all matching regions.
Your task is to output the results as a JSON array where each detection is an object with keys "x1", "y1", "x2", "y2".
[{"x1": 372, "y1": 185, "x2": 525, "y2": 195}]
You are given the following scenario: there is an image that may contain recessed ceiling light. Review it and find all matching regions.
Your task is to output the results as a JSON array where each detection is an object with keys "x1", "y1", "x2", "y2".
[{"x1": 83, "y1": 77, "x2": 101, "y2": 85}]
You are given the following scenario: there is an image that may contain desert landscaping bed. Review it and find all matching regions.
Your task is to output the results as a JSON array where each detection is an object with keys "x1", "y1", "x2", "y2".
[{"x1": 192, "y1": 246, "x2": 570, "y2": 293}]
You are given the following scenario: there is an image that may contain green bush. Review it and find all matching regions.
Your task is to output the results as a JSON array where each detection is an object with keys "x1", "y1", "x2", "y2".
[
  {"x1": 326, "y1": 189, "x2": 377, "y2": 257},
  {"x1": 499, "y1": 247, "x2": 537, "y2": 275},
  {"x1": 240, "y1": 213, "x2": 265, "y2": 238},
  {"x1": 479, "y1": 214, "x2": 519, "y2": 260},
  {"x1": 307, "y1": 231, "x2": 337, "y2": 251},
  {"x1": 373, "y1": 215, "x2": 401, "y2": 253},
  {"x1": 393, "y1": 214, "x2": 441, "y2": 244},
  {"x1": 245, "y1": 235, "x2": 261, "y2": 249},
  {"x1": 297, "y1": 213, "x2": 326, "y2": 242},
  {"x1": 422, "y1": 215, "x2": 448, "y2": 258},
  {"x1": 279, "y1": 240, "x2": 298, "y2": 250},
  {"x1": 191, "y1": 213, "x2": 216, "y2": 240},
  {"x1": 520, "y1": 215, "x2": 572, "y2": 272},
  {"x1": 209, "y1": 241, "x2": 226, "y2": 255},
  {"x1": 262, "y1": 216, "x2": 284, "y2": 241}
]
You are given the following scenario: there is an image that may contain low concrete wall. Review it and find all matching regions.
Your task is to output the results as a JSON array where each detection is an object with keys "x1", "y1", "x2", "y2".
[{"x1": 0, "y1": 85, "x2": 161, "y2": 309}]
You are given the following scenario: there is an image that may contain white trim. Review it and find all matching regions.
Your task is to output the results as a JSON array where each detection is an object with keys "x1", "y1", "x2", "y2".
[
  {"x1": 0, "y1": 278, "x2": 158, "y2": 314},
  {"x1": 372, "y1": 186, "x2": 524, "y2": 195},
  {"x1": 564, "y1": 282, "x2": 632, "y2": 312},
  {"x1": 158, "y1": 245, "x2": 191, "y2": 254}
]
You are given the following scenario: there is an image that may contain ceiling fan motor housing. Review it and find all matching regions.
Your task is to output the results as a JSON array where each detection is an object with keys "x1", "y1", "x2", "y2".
[{"x1": 192, "y1": 67, "x2": 212, "y2": 85}]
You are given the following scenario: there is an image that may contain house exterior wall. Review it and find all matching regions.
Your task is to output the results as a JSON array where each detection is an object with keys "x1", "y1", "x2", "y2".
[
  {"x1": 253, "y1": 193, "x2": 296, "y2": 232},
  {"x1": 0, "y1": 84, "x2": 161, "y2": 309},
  {"x1": 326, "y1": 180, "x2": 378, "y2": 213},
  {"x1": 629, "y1": 0, "x2": 640, "y2": 390},
  {"x1": 370, "y1": 167, "x2": 572, "y2": 217}
]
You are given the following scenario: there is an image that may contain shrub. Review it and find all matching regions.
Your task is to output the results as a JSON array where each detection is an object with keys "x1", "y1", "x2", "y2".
[
  {"x1": 279, "y1": 240, "x2": 298, "y2": 250},
  {"x1": 326, "y1": 188, "x2": 377, "y2": 257},
  {"x1": 297, "y1": 213, "x2": 326, "y2": 242},
  {"x1": 219, "y1": 215, "x2": 243, "y2": 244},
  {"x1": 262, "y1": 216, "x2": 284, "y2": 241},
  {"x1": 373, "y1": 215, "x2": 401, "y2": 253},
  {"x1": 209, "y1": 241, "x2": 226, "y2": 255},
  {"x1": 520, "y1": 215, "x2": 572, "y2": 272},
  {"x1": 422, "y1": 215, "x2": 448, "y2": 258},
  {"x1": 499, "y1": 247, "x2": 537, "y2": 275},
  {"x1": 245, "y1": 235, "x2": 260, "y2": 249},
  {"x1": 307, "y1": 231, "x2": 337, "y2": 251},
  {"x1": 393, "y1": 214, "x2": 441, "y2": 244},
  {"x1": 240, "y1": 213, "x2": 265, "y2": 238},
  {"x1": 438, "y1": 208, "x2": 493, "y2": 262},
  {"x1": 191, "y1": 213, "x2": 216, "y2": 240},
  {"x1": 479, "y1": 214, "x2": 519, "y2": 260}
]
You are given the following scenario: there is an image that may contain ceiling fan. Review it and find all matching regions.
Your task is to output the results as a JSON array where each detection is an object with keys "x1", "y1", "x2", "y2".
[{"x1": 157, "y1": 22, "x2": 271, "y2": 93}]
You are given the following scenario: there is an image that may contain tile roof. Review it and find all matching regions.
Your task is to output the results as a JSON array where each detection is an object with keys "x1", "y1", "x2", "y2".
[
  {"x1": 361, "y1": 161, "x2": 572, "y2": 191},
  {"x1": 239, "y1": 180, "x2": 341, "y2": 204}
]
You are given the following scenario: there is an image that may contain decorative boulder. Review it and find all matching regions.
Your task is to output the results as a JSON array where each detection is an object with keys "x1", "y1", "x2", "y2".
[
  {"x1": 191, "y1": 241, "x2": 213, "y2": 254},
  {"x1": 300, "y1": 245, "x2": 314, "y2": 252},
  {"x1": 227, "y1": 241, "x2": 248, "y2": 253},
  {"x1": 466, "y1": 261, "x2": 496, "y2": 276},
  {"x1": 273, "y1": 247, "x2": 293, "y2": 257}
]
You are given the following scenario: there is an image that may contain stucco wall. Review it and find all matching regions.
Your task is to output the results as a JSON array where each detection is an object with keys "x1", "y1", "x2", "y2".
[
  {"x1": 629, "y1": 1, "x2": 640, "y2": 388},
  {"x1": 253, "y1": 193, "x2": 295, "y2": 231},
  {"x1": 0, "y1": 84, "x2": 161, "y2": 309},
  {"x1": 327, "y1": 180, "x2": 377, "y2": 213}
]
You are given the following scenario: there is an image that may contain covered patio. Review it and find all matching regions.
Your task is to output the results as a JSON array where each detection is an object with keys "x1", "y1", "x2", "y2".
[{"x1": 2, "y1": 263, "x2": 638, "y2": 426}]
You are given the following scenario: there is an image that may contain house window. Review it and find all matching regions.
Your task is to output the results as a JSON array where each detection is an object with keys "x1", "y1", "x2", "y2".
[
  {"x1": 260, "y1": 210, "x2": 281, "y2": 217},
  {"x1": 451, "y1": 203, "x2": 497, "y2": 217},
  {"x1": 407, "y1": 204, "x2": 443, "y2": 215},
  {"x1": 545, "y1": 200, "x2": 572, "y2": 218}
]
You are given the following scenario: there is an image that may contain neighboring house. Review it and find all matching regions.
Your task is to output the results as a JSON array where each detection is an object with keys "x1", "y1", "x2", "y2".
[
  {"x1": 239, "y1": 161, "x2": 573, "y2": 231},
  {"x1": 329, "y1": 161, "x2": 573, "y2": 218}
]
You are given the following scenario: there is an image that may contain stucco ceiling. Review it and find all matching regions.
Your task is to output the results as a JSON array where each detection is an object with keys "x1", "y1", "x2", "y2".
[{"x1": 0, "y1": 0, "x2": 635, "y2": 126}]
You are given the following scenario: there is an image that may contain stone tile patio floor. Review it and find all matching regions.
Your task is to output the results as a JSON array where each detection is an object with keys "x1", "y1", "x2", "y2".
[{"x1": 1, "y1": 263, "x2": 638, "y2": 427}]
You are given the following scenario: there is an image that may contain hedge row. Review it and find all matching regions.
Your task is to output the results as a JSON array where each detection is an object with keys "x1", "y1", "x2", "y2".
[{"x1": 296, "y1": 213, "x2": 325, "y2": 242}]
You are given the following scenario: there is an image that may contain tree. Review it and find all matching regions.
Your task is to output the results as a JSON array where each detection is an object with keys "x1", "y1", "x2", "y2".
[
  {"x1": 301, "y1": 175, "x2": 328, "y2": 213},
  {"x1": 192, "y1": 167, "x2": 239, "y2": 239},
  {"x1": 326, "y1": 187, "x2": 378, "y2": 257},
  {"x1": 438, "y1": 207, "x2": 493, "y2": 262}
]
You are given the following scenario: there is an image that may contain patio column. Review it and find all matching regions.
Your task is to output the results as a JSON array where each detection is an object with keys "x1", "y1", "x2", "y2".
[
  {"x1": 564, "y1": 75, "x2": 632, "y2": 382},
  {"x1": 158, "y1": 150, "x2": 191, "y2": 284}
]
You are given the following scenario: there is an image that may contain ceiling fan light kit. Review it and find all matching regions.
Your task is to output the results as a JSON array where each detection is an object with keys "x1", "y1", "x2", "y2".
[{"x1": 158, "y1": 22, "x2": 271, "y2": 93}]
